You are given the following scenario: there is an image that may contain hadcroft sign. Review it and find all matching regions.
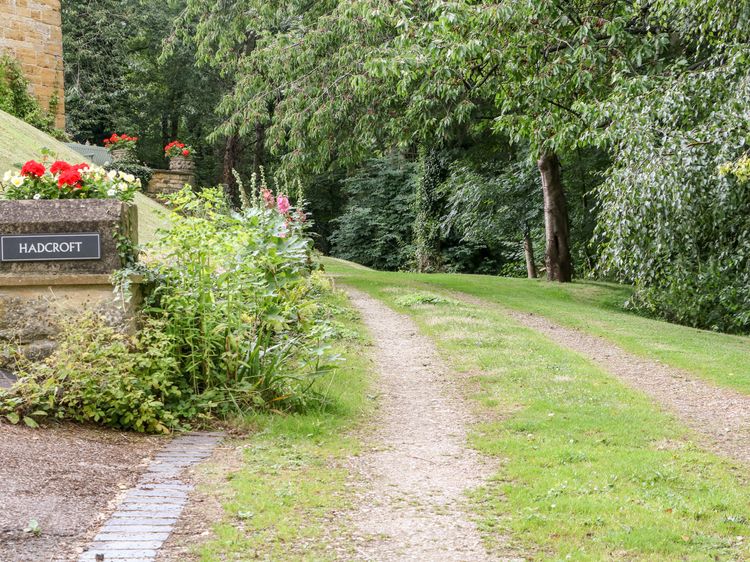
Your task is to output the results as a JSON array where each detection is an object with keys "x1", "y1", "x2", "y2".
[{"x1": 0, "y1": 233, "x2": 101, "y2": 262}]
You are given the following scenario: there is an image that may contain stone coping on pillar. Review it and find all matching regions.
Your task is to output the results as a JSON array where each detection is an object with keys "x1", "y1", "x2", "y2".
[{"x1": 0, "y1": 199, "x2": 137, "y2": 275}]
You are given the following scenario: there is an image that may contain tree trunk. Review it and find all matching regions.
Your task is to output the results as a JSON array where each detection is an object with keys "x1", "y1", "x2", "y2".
[
  {"x1": 523, "y1": 233, "x2": 537, "y2": 279},
  {"x1": 414, "y1": 147, "x2": 448, "y2": 272},
  {"x1": 252, "y1": 120, "x2": 265, "y2": 178},
  {"x1": 537, "y1": 152, "x2": 572, "y2": 282},
  {"x1": 170, "y1": 111, "x2": 179, "y2": 141},
  {"x1": 222, "y1": 134, "x2": 242, "y2": 209}
]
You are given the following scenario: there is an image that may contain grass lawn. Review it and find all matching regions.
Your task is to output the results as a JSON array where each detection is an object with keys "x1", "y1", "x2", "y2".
[
  {"x1": 0, "y1": 110, "x2": 84, "y2": 171},
  {"x1": 330, "y1": 264, "x2": 750, "y2": 560},
  {"x1": 192, "y1": 288, "x2": 373, "y2": 561},
  {"x1": 134, "y1": 192, "x2": 169, "y2": 245},
  {"x1": 324, "y1": 258, "x2": 750, "y2": 396}
]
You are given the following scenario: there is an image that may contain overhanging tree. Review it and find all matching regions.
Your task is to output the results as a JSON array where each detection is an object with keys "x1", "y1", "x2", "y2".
[{"x1": 180, "y1": 1, "x2": 668, "y2": 282}]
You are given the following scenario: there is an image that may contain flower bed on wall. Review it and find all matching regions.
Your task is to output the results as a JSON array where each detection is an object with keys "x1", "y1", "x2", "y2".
[{"x1": 0, "y1": 160, "x2": 140, "y2": 201}]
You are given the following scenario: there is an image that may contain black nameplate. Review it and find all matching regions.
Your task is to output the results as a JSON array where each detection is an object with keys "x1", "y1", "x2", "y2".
[{"x1": 0, "y1": 233, "x2": 101, "y2": 262}]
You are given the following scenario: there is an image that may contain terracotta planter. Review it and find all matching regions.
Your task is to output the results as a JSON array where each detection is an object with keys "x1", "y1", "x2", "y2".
[
  {"x1": 109, "y1": 148, "x2": 134, "y2": 163},
  {"x1": 169, "y1": 155, "x2": 195, "y2": 171}
]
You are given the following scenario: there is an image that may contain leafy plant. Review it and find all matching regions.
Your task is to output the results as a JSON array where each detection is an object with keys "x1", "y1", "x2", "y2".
[
  {"x1": 0, "y1": 315, "x2": 191, "y2": 433},
  {"x1": 0, "y1": 55, "x2": 63, "y2": 138},
  {"x1": 141, "y1": 185, "x2": 333, "y2": 415}
]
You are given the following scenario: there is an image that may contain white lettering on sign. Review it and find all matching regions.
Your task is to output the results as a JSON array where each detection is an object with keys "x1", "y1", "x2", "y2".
[{"x1": 18, "y1": 241, "x2": 84, "y2": 254}]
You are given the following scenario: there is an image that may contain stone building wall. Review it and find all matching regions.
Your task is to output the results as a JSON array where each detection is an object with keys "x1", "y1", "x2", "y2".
[{"x1": 0, "y1": 0, "x2": 65, "y2": 128}]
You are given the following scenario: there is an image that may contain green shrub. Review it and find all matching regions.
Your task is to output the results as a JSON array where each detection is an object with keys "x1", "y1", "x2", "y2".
[
  {"x1": 0, "y1": 315, "x2": 192, "y2": 433},
  {"x1": 104, "y1": 161, "x2": 153, "y2": 191},
  {"x1": 142, "y1": 186, "x2": 335, "y2": 416},
  {"x1": 0, "y1": 183, "x2": 338, "y2": 432},
  {"x1": 0, "y1": 55, "x2": 65, "y2": 139}
]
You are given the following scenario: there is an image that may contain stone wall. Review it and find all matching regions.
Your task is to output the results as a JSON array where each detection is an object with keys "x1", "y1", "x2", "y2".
[
  {"x1": 147, "y1": 170, "x2": 195, "y2": 196},
  {"x1": 0, "y1": 275, "x2": 141, "y2": 364},
  {"x1": 0, "y1": 200, "x2": 137, "y2": 275},
  {"x1": 0, "y1": 0, "x2": 65, "y2": 128},
  {"x1": 0, "y1": 200, "x2": 140, "y2": 365}
]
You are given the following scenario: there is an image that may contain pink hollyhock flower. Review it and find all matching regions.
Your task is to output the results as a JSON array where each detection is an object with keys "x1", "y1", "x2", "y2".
[
  {"x1": 277, "y1": 195, "x2": 290, "y2": 214},
  {"x1": 261, "y1": 188, "x2": 274, "y2": 208}
]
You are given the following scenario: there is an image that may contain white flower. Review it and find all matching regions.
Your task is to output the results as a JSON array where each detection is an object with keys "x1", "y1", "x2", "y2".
[
  {"x1": 2, "y1": 170, "x2": 12, "y2": 182},
  {"x1": 10, "y1": 175, "x2": 24, "y2": 187},
  {"x1": 123, "y1": 173, "x2": 135, "y2": 183},
  {"x1": 33, "y1": 193, "x2": 41, "y2": 200},
  {"x1": 107, "y1": 188, "x2": 117, "y2": 197},
  {"x1": 135, "y1": 178, "x2": 142, "y2": 187},
  {"x1": 117, "y1": 181, "x2": 128, "y2": 191},
  {"x1": 107, "y1": 170, "x2": 118, "y2": 181}
]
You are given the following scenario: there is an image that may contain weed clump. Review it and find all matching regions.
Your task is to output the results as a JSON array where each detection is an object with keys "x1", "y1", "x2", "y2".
[{"x1": 395, "y1": 291, "x2": 458, "y2": 307}]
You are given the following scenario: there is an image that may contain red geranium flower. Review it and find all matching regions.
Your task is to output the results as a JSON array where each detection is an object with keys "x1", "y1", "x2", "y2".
[
  {"x1": 49, "y1": 161, "x2": 71, "y2": 175},
  {"x1": 57, "y1": 169, "x2": 82, "y2": 189},
  {"x1": 164, "y1": 140, "x2": 190, "y2": 157},
  {"x1": 21, "y1": 160, "x2": 45, "y2": 177},
  {"x1": 72, "y1": 163, "x2": 90, "y2": 171},
  {"x1": 104, "y1": 133, "x2": 138, "y2": 148}
]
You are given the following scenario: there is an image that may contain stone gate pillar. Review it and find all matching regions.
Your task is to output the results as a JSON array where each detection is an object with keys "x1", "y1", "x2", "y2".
[{"x1": 0, "y1": 200, "x2": 139, "y2": 365}]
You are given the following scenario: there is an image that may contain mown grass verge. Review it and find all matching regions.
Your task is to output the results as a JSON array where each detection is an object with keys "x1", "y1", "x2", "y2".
[
  {"x1": 323, "y1": 258, "x2": 750, "y2": 395},
  {"x1": 332, "y1": 266, "x2": 750, "y2": 560},
  {"x1": 192, "y1": 288, "x2": 372, "y2": 561}
]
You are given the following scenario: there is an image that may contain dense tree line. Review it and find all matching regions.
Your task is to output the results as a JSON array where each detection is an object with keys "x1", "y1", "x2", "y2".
[
  {"x1": 61, "y1": 0, "x2": 750, "y2": 332},
  {"x1": 61, "y1": 0, "x2": 227, "y2": 186}
]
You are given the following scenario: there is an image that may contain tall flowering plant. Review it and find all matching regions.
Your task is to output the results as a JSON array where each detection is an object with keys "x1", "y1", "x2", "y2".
[
  {"x1": 104, "y1": 133, "x2": 139, "y2": 150},
  {"x1": 222, "y1": 167, "x2": 309, "y2": 240},
  {"x1": 0, "y1": 160, "x2": 140, "y2": 202},
  {"x1": 164, "y1": 140, "x2": 192, "y2": 159}
]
